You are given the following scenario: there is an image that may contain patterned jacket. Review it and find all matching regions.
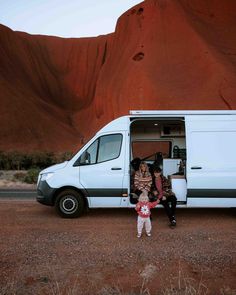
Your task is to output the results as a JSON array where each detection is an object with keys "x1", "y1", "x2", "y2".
[
  {"x1": 135, "y1": 200, "x2": 158, "y2": 218},
  {"x1": 151, "y1": 175, "x2": 174, "y2": 199},
  {"x1": 134, "y1": 170, "x2": 152, "y2": 192}
]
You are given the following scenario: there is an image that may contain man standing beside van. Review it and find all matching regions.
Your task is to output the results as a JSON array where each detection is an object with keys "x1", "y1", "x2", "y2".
[{"x1": 151, "y1": 167, "x2": 177, "y2": 227}]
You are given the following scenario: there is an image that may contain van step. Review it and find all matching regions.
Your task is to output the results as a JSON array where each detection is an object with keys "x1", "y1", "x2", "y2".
[{"x1": 177, "y1": 201, "x2": 187, "y2": 205}]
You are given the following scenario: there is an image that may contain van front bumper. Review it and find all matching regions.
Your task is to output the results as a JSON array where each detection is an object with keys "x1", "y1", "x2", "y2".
[{"x1": 37, "y1": 180, "x2": 56, "y2": 206}]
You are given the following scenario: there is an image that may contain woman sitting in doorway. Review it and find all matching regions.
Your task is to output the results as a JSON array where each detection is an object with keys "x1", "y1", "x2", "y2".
[{"x1": 133, "y1": 161, "x2": 152, "y2": 197}]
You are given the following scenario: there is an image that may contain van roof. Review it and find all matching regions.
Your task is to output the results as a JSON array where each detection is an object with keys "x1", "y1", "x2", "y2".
[
  {"x1": 130, "y1": 110, "x2": 236, "y2": 115},
  {"x1": 98, "y1": 110, "x2": 236, "y2": 134}
]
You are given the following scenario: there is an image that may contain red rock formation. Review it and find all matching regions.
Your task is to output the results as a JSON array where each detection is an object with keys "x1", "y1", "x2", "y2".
[
  {"x1": 0, "y1": 0, "x2": 236, "y2": 152},
  {"x1": 94, "y1": 0, "x2": 236, "y2": 121},
  {"x1": 0, "y1": 25, "x2": 110, "y2": 151}
]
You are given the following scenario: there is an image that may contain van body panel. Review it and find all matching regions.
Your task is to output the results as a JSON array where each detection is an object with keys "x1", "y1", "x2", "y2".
[
  {"x1": 187, "y1": 198, "x2": 236, "y2": 207},
  {"x1": 40, "y1": 161, "x2": 69, "y2": 175},
  {"x1": 98, "y1": 116, "x2": 130, "y2": 134},
  {"x1": 185, "y1": 115, "x2": 236, "y2": 200},
  {"x1": 46, "y1": 165, "x2": 81, "y2": 189},
  {"x1": 187, "y1": 189, "x2": 236, "y2": 198}
]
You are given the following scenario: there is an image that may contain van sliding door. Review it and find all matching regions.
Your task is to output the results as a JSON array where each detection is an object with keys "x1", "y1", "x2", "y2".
[{"x1": 185, "y1": 115, "x2": 236, "y2": 207}]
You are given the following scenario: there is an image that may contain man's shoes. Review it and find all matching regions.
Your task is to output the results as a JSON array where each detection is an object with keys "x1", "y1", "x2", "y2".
[
  {"x1": 171, "y1": 219, "x2": 176, "y2": 226},
  {"x1": 170, "y1": 216, "x2": 177, "y2": 227},
  {"x1": 169, "y1": 216, "x2": 176, "y2": 226}
]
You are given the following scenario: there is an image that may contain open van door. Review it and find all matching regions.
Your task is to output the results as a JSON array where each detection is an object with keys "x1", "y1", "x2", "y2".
[
  {"x1": 185, "y1": 115, "x2": 236, "y2": 207},
  {"x1": 77, "y1": 132, "x2": 128, "y2": 207}
]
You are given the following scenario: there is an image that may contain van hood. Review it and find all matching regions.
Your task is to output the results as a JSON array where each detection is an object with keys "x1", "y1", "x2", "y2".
[{"x1": 40, "y1": 161, "x2": 68, "y2": 174}]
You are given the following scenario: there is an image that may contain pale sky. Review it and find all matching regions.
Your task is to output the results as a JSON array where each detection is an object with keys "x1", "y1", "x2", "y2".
[{"x1": 0, "y1": 0, "x2": 142, "y2": 38}]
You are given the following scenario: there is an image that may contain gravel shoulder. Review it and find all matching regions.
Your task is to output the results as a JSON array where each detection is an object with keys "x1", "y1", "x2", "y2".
[{"x1": 0, "y1": 201, "x2": 235, "y2": 295}]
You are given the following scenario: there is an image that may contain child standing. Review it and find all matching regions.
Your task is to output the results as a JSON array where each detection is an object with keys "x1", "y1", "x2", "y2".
[{"x1": 135, "y1": 191, "x2": 159, "y2": 238}]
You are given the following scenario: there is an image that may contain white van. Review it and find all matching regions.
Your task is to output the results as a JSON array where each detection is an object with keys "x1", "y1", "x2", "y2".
[{"x1": 37, "y1": 110, "x2": 236, "y2": 217}]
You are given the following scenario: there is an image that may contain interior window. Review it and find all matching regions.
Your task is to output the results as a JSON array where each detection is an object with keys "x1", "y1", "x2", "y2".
[{"x1": 132, "y1": 141, "x2": 171, "y2": 160}]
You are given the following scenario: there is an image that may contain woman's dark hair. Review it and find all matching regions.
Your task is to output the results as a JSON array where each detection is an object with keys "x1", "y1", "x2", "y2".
[{"x1": 153, "y1": 167, "x2": 162, "y2": 173}]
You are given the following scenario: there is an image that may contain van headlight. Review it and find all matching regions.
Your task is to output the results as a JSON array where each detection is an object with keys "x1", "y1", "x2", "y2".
[{"x1": 40, "y1": 172, "x2": 54, "y2": 182}]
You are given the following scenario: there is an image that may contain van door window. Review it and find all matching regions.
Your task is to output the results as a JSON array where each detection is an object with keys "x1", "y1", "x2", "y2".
[
  {"x1": 77, "y1": 134, "x2": 122, "y2": 165},
  {"x1": 97, "y1": 134, "x2": 122, "y2": 163}
]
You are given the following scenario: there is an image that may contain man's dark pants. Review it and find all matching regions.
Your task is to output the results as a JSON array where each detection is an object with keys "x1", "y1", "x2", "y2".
[{"x1": 160, "y1": 195, "x2": 177, "y2": 221}]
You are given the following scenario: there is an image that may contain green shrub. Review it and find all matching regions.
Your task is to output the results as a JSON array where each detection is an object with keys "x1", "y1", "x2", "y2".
[
  {"x1": 0, "y1": 151, "x2": 10, "y2": 170},
  {"x1": 29, "y1": 151, "x2": 55, "y2": 169},
  {"x1": 0, "y1": 151, "x2": 73, "y2": 170},
  {"x1": 59, "y1": 151, "x2": 74, "y2": 162},
  {"x1": 24, "y1": 169, "x2": 40, "y2": 184}
]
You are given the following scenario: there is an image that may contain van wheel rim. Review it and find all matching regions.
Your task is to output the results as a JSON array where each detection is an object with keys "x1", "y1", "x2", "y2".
[{"x1": 60, "y1": 196, "x2": 78, "y2": 214}]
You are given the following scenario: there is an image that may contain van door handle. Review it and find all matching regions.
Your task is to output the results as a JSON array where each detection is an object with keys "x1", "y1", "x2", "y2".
[
  {"x1": 191, "y1": 166, "x2": 202, "y2": 169},
  {"x1": 111, "y1": 167, "x2": 122, "y2": 170}
]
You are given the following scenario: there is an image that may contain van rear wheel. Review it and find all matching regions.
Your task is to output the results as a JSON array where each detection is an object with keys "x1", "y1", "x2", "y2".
[{"x1": 55, "y1": 189, "x2": 84, "y2": 218}]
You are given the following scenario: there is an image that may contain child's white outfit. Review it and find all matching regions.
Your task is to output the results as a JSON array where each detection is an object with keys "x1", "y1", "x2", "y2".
[{"x1": 135, "y1": 200, "x2": 158, "y2": 237}]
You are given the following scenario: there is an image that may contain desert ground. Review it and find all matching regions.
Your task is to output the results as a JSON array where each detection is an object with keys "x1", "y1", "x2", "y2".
[{"x1": 0, "y1": 198, "x2": 235, "y2": 295}]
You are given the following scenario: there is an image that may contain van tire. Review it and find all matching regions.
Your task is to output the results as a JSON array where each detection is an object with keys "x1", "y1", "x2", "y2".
[{"x1": 55, "y1": 189, "x2": 84, "y2": 218}]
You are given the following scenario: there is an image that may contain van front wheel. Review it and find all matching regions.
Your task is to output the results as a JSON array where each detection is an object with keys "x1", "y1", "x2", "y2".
[{"x1": 55, "y1": 189, "x2": 84, "y2": 218}]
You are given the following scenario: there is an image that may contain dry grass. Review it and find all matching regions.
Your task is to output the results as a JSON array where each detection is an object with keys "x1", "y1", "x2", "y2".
[
  {"x1": 95, "y1": 263, "x2": 236, "y2": 295},
  {"x1": 0, "y1": 170, "x2": 36, "y2": 189},
  {"x1": 1, "y1": 263, "x2": 235, "y2": 295}
]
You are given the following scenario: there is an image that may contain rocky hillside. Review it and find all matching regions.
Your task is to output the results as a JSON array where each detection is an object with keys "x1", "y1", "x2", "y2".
[{"x1": 0, "y1": 0, "x2": 236, "y2": 151}]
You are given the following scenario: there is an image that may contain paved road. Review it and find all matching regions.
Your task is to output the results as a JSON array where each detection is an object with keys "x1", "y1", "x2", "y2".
[{"x1": 0, "y1": 189, "x2": 36, "y2": 200}]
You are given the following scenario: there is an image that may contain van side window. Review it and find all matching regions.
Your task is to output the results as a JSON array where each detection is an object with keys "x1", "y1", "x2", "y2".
[
  {"x1": 77, "y1": 134, "x2": 122, "y2": 165},
  {"x1": 97, "y1": 134, "x2": 122, "y2": 163}
]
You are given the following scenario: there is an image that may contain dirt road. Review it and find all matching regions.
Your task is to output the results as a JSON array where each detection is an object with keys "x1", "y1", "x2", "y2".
[{"x1": 0, "y1": 200, "x2": 235, "y2": 295}]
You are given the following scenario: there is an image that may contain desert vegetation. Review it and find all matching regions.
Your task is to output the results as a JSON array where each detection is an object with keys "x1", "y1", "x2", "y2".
[
  {"x1": 0, "y1": 151, "x2": 73, "y2": 184},
  {"x1": 0, "y1": 151, "x2": 73, "y2": 170}
]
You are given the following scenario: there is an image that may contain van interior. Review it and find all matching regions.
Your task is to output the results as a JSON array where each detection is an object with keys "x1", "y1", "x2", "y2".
[{"x1": 130, "y1": 118, "x2": 187, "y2": 204}]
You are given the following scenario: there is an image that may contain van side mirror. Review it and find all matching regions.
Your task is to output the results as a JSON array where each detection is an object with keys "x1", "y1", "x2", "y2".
[{"x1": 73, "y1": 151, "x2": 91, "y2": 167}]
